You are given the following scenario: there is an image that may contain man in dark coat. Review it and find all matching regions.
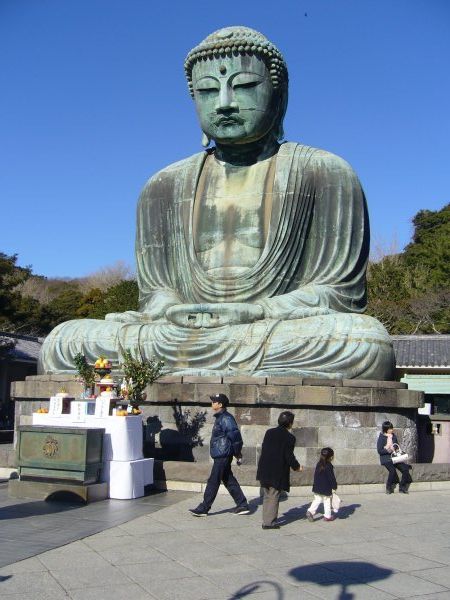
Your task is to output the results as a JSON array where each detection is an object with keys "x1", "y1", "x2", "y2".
[
  {"x1": 189, "y1": 393, "x2": 249, "y2": 517},
  {"x1": 256, "y1": 411, "x2": 302, "y2": 529}
]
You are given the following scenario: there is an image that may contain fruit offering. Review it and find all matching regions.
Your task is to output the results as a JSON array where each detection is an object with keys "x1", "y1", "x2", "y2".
[
  {"x1": 94, "y1": 356, "x2": 112, "y2": 369},
  {"x1": 36, "y1": 407, "x2": 49, "y2": 414}
]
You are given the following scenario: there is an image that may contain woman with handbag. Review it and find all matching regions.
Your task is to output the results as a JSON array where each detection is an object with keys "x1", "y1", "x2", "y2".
[{"x1": 377, "y1": 421, "x2": 412, "y2": 494}]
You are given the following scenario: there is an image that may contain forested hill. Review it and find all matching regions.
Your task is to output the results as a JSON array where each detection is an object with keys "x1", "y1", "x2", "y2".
[
  {"x1": 0, "y1": 258, "x2": 138, "y2": 336},
  {"x1": 367, "y1": 203, "x2": 449, "y2": 334}
]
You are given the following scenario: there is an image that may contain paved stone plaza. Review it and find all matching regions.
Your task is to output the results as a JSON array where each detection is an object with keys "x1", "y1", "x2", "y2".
[{"x1": 1, "y1": 482, "x2": 450, "y2": 599}]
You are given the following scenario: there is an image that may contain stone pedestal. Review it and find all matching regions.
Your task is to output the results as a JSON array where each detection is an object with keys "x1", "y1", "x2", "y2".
[
  {"x1": 11, "y1": 375, "x2": 423, "y2": 469},
  {"x1": 8, "y1": 479, "x2": 108, "y2": 502}
]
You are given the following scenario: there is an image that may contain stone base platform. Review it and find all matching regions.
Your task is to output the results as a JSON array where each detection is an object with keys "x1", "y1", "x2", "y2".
[
  {"x1": 12, "y1": 375, "x2": 424, "y2": 469},
  {"x1": 8, "y1": 479, "x2": 108, "y2": 502}
]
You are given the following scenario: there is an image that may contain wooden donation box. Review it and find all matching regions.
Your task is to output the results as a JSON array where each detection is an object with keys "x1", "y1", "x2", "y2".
[{"x1": 16, "y1": 425, "x2": 104, "y2": 484}]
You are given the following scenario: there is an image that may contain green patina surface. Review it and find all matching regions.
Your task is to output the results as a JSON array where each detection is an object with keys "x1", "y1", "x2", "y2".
[{"x1": 17, "y1": 426, "x2": 104, "y2": 484}]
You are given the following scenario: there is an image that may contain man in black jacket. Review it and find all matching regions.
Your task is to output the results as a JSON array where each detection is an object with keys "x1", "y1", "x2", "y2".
[
  {"x1": 189, "y1": 394, "x2": 249, "y2": 517},
  {"x1": 256, "y1": 411, "x2": 302, "y2": 529}
]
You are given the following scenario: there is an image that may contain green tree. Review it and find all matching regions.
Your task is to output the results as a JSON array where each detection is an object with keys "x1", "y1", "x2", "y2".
[
  {"x1": 403, "y1": 203, "x2": 450, "y2": 289},
  {"x1": 367, "y1": 203, "x2": 449, "y2": 334},
  {"x1": 104, "y1": 280, "x2": 139, "y2": 314},
  {"x1": 0, "y1": 252, "x2": 31, "y2": 330},
  {"x1": 76, "y1": 287, "x2": 107, "y2": 319},
  {"x1": 43, "y1": 287, "x2": 85, "y2": 330}
]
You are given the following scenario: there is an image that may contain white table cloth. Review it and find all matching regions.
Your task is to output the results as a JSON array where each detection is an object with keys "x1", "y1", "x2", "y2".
[{"x1": 103, "y1": 458, "x2": 154, "y2": 500}]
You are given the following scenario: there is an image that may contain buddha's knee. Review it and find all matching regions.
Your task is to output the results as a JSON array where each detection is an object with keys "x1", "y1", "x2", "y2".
[{"x1": 269, "y1": 312, "x2": 391, "y2": 341}]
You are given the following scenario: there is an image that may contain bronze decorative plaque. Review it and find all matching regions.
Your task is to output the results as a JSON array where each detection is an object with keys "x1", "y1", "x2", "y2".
[{"x1": 42, "y1": 435, "x2": 59, "y2": 458}]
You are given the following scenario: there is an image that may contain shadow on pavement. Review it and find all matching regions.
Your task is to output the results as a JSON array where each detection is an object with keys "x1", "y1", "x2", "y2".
[
  {"x1": 279, "y1": 502, "x2": 310, "y2": 524},
  {"x1": 0, "y1": 498, "x2": 80, "y2": 520},
  {"x1": 337, "y1": 503, "x2": 361, "y2": 519},
  {"x1": 289, "y1": 561, "x2": 393, "y2": 600},
  {"x1": 228, "y1": 580, "x2": 284, "y2": 599}
]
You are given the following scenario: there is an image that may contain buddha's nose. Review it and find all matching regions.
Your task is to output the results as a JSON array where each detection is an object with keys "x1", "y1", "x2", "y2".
[{"x1": 216, "y1": 86, "x2": 238, "y2": 112}]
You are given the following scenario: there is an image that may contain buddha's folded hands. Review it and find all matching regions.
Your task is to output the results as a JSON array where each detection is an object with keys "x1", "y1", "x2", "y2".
[{"x1": 166, "y1": 303, "x2": 264, "y2": 328}]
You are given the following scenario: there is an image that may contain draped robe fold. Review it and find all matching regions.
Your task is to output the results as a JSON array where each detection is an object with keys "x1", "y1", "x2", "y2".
[{"x1": 39, "y1": 142, "x2": 394, "y2": 379}]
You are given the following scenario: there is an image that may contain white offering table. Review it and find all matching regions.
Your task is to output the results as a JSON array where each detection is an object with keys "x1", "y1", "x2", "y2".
[{"x1": 32, "y1": 413, "x2": 153, "y2": 499}]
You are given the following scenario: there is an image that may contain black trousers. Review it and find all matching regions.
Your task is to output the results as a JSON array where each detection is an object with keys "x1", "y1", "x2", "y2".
[
  {"x1": 198, "y1": 456, "x2": 247, "y2": 512},
  {"x1": 384, "y1": 461, "x2": 412, "y2": 490}
]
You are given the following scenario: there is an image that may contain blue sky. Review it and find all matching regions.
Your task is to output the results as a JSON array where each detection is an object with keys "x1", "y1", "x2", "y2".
[{"x1": 1, "y1": 0, "x2": 449, "y2": 278}]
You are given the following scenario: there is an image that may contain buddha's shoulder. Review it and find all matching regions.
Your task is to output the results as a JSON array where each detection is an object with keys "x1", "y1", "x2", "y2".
[
  {"x1": 140, "y1": 152, "x2": 205, "y2": 193},
  {"x1": 284, "y1": 142, "x2": 355, "y2": 174}
]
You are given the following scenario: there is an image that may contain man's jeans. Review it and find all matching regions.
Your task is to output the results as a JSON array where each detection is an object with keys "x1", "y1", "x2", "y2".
[{"x1": 198, "y1": 456, "x2": 247, "y2": 512}]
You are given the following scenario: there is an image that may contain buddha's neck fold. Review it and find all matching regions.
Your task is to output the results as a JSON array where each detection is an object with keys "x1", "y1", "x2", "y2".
[{"x1": 213, "y1": 136, "x2": 280, "y2": 166}]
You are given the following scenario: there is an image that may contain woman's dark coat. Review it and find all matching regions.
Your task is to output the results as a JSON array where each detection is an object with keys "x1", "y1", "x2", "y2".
[
  {"x1": 256, "y1": 425, "x2": 300, "y2": 492},
  {"x1": 312, "y1": 462, "x2": 337, "y2": 496},
  {"x1": 377, "y1": 432, "x2": 399, "y2": 465}
]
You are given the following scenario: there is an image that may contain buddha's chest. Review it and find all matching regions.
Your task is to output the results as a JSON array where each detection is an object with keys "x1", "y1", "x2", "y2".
[{"x1": 193, "y1": 156, "x2": 274, "y2": 275}]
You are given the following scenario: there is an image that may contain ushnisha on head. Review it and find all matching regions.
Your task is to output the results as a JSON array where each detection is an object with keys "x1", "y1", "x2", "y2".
[{"x1": 184, "y1": 26, "x2": 289, "y2": 147}]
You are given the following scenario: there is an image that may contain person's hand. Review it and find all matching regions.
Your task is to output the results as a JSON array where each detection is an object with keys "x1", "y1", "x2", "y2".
[{"x1": 166, "y1": 303, "x2": 264, "y2": 328}]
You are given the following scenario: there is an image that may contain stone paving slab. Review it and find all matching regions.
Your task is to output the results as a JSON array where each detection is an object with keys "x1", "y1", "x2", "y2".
[
  {"x1": 1, "y1": 488, "x2": 450, "y2": 598},
  {"x1": 0, "y1": 481, "x2": 193, "y2": 568}
]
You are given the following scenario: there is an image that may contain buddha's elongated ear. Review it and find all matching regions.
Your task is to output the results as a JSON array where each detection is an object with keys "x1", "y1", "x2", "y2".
[
  {"x1": 275, "y1": 85, "x2": 288, "y2": 142},
  {"x1": 201, "y1": 132, "x2": 211, "y2": 148},
  {"x1": 276, "y1": 123, "x2": 285, "y2": 143}
]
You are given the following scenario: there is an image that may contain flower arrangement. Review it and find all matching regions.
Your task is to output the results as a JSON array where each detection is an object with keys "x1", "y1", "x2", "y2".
[{"x1": 120, "y1": 349, "x2": 164, "y2": 405}]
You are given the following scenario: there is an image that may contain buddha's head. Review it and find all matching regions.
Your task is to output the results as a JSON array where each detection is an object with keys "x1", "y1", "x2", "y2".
[{"x1": 184, "y1": 27, "x2": 288, "y2": 147}]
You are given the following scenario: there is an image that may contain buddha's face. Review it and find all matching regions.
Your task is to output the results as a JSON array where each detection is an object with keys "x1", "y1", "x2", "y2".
[{"x1": 192, "y1": 54, "x2": 278, "y2": 145}]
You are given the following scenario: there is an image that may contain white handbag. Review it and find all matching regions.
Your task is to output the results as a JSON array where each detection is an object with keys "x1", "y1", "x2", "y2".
[
  {"x1": 391, "y1": 443, "x2": 409, "y2": 464},
  {"x1": 331, "y1": 493, "x2": 341, "y2": 511}
]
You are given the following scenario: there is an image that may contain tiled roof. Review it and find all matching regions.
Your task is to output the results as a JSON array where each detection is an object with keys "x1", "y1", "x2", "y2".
[
  {"x1": 392, "y1": 335, "x2": 450, "y2": 368},
  {"x1": 0, "y1": 332, "x2": 43, "y2": 362}
]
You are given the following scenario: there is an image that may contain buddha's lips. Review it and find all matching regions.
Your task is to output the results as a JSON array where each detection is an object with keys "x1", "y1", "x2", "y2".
[{"x1": 215, "y1": 117, "x2": 244, "y2": 125}]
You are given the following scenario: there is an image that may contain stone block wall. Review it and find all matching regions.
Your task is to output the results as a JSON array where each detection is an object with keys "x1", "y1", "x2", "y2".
[{"x1": 11, "y1": 375, "x2": 423, "y2": 468}]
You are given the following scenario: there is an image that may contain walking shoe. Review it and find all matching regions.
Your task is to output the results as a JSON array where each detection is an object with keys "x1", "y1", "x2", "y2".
[
  {"x1": 399, "y1": 488, "x2": 409, "y2": 494},
  {"x1": 189, "y1": 507, "x2": 208, "y2": 517},
  {"x1": 262, "y1": 524, "x2": 280, "y2": 530},
  {"x1": 323, "y1": 516, "x2": 336, "y2": 522},
  {"x1": 234, "y1": 505, "x2": 250, "y2": 515},
  {"x1": 385, "y1": 487, "x2": 394, "y2": 494},
  {"x1": 306, "y1": 511, "x2": 314, "y2": 522}
]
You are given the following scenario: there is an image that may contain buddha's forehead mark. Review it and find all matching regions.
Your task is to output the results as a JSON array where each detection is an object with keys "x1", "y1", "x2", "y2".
[{"x1": 219, "y1": 65, "x2": 227, "y2": 75}]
